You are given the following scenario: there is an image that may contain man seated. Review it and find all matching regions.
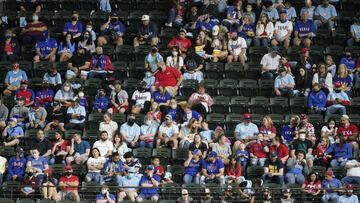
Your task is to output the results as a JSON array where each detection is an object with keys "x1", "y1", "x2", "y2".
[
  {"x1": 274, "y1": 67, "x2": 295, "y2": 97},
  {"x1": 98, "y1": 12, "x2": 125, "y2": 46},
  {"x1": 133, "y1": 15, "x2": 159, "y2": 48},
  {"x1": 262, "y1": 151, "x2": 284, "y2": 186},
  {"x1": 1, "y1": 118, "x2": 24, "y2": 147},
  {"x1": 95, "y1": 185, "x2": 116, "y2": 203},
  {"x1": 200, "y1": 151, "x2": 225, "y2": 185},
  {"x1": 118, "y1": 167, "x2": 141, "y2": 202},
  {"x1": 34, "y1": 31, "x2": 58, "y2": 63},
  {"x1": 314, "y1": 0, "x2": 337, "y2": 32},
  {"x1": 293, "y1": 11, "x2": 316, "y2": 48},
  {"x1": 102, "y1": 152, "x2": 123, "y2": 186},
  {"x1": 88, "y1": 46, "x2": 114, "y2": 80},
  {"x1": 326, "y1": 82, "x2": 350, "y2": 116},
  {"x1": 136, "y1": 165, "x2": 161, "y2": 202},
  {"x1": 156, "y1": 114, "x2": 180, "y2": 149},
  {"x1": 321, "y1": 170, "x2": 342, "y2": 202},
  {"x1": 271, "y1": 10, "x2": 293, "y2": 49},
  {"x1": 120, "y1": 114, "x2": 141, "y2": 148},
  {"x1": 57, "y1": 165, "x2": 80, "y2": 202}
]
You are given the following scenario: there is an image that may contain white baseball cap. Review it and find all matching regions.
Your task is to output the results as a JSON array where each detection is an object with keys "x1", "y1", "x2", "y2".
[{"x1": 142, "y1": 15, "x2": 150, "y2": 21}]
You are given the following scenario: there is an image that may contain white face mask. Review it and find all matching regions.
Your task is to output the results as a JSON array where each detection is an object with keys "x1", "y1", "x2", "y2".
[
  {"x1": 78, "y1": 92, "x2": 84, "y2": 98},
  {"x1": 299, "y1": 134, "x2": 306, "y2": 140},
  {"x1": 145, "y1": 120, "x2": 151, "y2": 126},
  {"x1": 101, "y1": 189, "x2": 108, "y2": 195},
  {"x1": 329, "y1": 124, "x2": 335, "y2": 128},
  {"x1": 172, "y1": 51, "x2": 178, "y2": 56},
  {"x1": 335, "y1": 139, "x2": 340, "y2": 144},
  {"x1": 63, "y1": 86, "x2": 70, "y2": 92},
  {"x1": 86, "y1": 27, "x2": 92, "y2": 32}
]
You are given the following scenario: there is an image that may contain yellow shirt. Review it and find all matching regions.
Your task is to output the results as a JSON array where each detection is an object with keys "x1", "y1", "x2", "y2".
[{"x1": 0, "y1": 156, "x2": 7, "y2": 174}]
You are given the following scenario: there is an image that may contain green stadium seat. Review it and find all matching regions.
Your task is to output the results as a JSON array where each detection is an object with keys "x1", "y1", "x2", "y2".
[
  {"x1": 181, "y1": 79, "x2": 198, "y2": 97},
  {"x1": 24, "y1": 129, "x2": 39, "y2": 138},
  {"x1": 167, "y1": 165, "x2": 185, "y2": 182},
  {"x1": 289, "y1": 97, "x2": 307, "y2": 114},
  {"x1": 206, "y1": 113, "x2": 225, "y2": 130},
  {"x1": 250, "y1": 97, "x2": 269, "y2": 114},
  {"x1": 205, "y1": 62, "x2": 224, "y2": 79},
  {"x1": 112, "y1": 113, "x2": 127, "y2": 124},
  {"x1": 246, "y1": 165, "x2": 263, "y2": 179},
  {"x1": 238, "y1": 79, "x2": 258, "y2": 97},
  {"x1": 16, "y1": 199, "x2": 34, "y2": 203},
  {"x1": 219, "y1": 79, "x2": 238, "y2": 96},
  {"x1": 211, "y1": 96, "x2": 230, "y2": 114},
  {"x1": 244, "y1": 62, "x2": 260, "y2": 79},
  {"x1": 0, "y1": 198, "x2": 14, "y2": 203},
  {"x1": 230, "y1": 96, "x2": 249, "y2": 114},
  {"x1": 267, "y1": 114, "x2": 283, "y2": 125},
  {"x1": 225, "y1": 113, "x2": 243, "y2": 131},
  {"x1": 152, "y1": 148, "x2": 172, "y2": 165},
  {"x1": 258, "y1": 79, "x2": 274, "y2": 97},
  {"x1": 270, "y1": 97, "x2": 289, "y2": 114},
  {"x1": 133, "y1": 147, "x2": 152, "y2": 165},
  {"x1": 172, "y1": 149, "x2": 188, "y2": 165},
  {"x1": 202, "y1": 79, "x2": 219, "y2": 96},
  {"x1": 224, "y1": 62, "x2": 244, "y2": 79},
  {"x1": 83, "y1": 129, "x2": 100, "y2": 142}
]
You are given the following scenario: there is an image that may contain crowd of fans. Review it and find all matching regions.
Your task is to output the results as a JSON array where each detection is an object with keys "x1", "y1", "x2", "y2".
[{"x1": 0, "y1": 0, "x2": 359, "y2": 202}]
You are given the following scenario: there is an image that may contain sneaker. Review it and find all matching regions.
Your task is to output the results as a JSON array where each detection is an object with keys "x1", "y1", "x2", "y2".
[{"x1": 165, "y1": 22, "x2": 172, "y2": 27}]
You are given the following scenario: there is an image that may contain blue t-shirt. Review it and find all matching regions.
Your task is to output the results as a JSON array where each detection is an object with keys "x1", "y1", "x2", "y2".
[
  {"x1": 195, "y1": 19, "x2": 218, "y2": 32},
  {"x1": 280, "y1": 124, "x2": 295, "y2": 143},
  {"x1": 168, "y1": 108, "x2": 177, "y2": 121},
  {"x1": 322, "y1": 178, "x2": 342, "y2": 194},
  {"x1": 227, "y1": 6, "x2": 242, "y2": 19},
  {"x1": 333, "y1": 75, "x2": 353, "y2": 89},
  {"x1": 6, "y1": 126, "x2": 24, "y2": 138},
  {"x1": 35, "y1": 38, "x2": 58, "y2": 56},
  {"x1": 63, "y1": 21, "x2": 83, "y2": 36},
  {"x1": 238, "y1": 23, "x2": 256, "y2": 39},
  {"x1": 27, "y1": 156, "x2": 48, "y2": 171},
  {"x1": 235, "y1": 150, "x2": 249, "y2": 163},
  {"x1": 101, "y1": 21, "x2": 126, "y2": 36},
  {"x1": 74, "y1": 140, "x2": 90, "y2": 154},
  {"x1": 4, "y1": 70, "x2": 28, "y2": 86},
  {"x1": 340, "y1": 57, "x2": 356, "y2": 70},
  {"x1": 201, "y1": 159, "x2": 224, "y2": 175},
  {"x1": 139, "y1": 174, "x2": 161, "y2": 195},
  {"x1": 151, "y1": 90, "x2": 171, "y2": 104},
  {"x1": 294, "y1": 20, "x2": 315, "y2": 38},
  {"x1": 185, "y1": 158, "x2": 202, "y2": 176},
  {"x1": 95, "y1": 193, "x2": 116, "y2": 202}
]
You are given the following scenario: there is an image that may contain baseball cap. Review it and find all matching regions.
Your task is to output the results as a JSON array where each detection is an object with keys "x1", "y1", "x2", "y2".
[
  {"x1": 300, "y1": 47, "x2": 308, "y2": 55},
  {"x1": 20, "y1": 80, "x2": 28, "y2": 85},
  {"x1": 279, "y1": 10, "x2": 287, "y2": 14},
  {"x1": 182, "y1": 189, "x2": 188, "y2": 195},
  {"x1": 164, "y1": 172, "x2": 172, "y2": 179},
  {"x1": 42, "y1": 79, "x2": 49, "y2": 84},
  {"x1": 9, "y1": 117, "x2": 17, "y2": 122},
  {"x1": 179, "y1": 28, "x2": 187, "y2": 34},
  {"x1": 271, "y1": 46, "x2": 279, "y2": 54},
  {"x1": 346, "y1": 184, "x2": 353, "y2": 189},
  {"x1": 278, "y1": 67, "x2": 287, "y2": 73},
  {"x1": 270, "y1": 151, "x2": 277, "y2": 158},
  {"x1": 165, "y1": 114, "x2": 172, "y2": 120},
  {"x1": 16, "y1": 147, "x2": 24, "y2": 155},
  {"x1": 283, "y1": 188, "x2": 291, "y2": 193},
  {"x1": 146, "y1": 165, "x2": 155, "y2": 171},
  {"x1": 64, "y1": 165, "x2": 73, "y2": 171},
  {"x1": 142, "y1": 15, "x2": 150, "y2": 21},
  {"x1": 325, "y1": 170, "x2": 333, "y2": 177},
  {"x1": 205, "y1": 188, "x2": 210, "y2": 194},
  {"x1": 300, "y1": 113, "x2": 307, "y2": 120},
  {"x1": 208, "y1": 151, "x2": 217, "y2": 158},
  {"x1": 342, "y1": 115, "x2": 350, "y2": 120},
  {"x1": 110, "y1": 11, "x2": 118, "y2": 17},
  {"x1": 243, "y1": 113, "x2": 252, "y2": 119},
  {"x1": 72, "y1": 97, "x2": 80, "y2": 103},
  {"x1": 192, "y1": 149, "x2": 201, "y2": 156},
  {"x1": 334, "y1": 82, "x2": 342, "y2": 88}
]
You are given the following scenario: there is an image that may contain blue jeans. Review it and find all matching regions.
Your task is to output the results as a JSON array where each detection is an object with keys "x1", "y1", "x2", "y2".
[
  {"x1": 183, "y1": 174, "x2": 200, "y2": 184},
  {"x1": 285, "y1": 173, "x2": 305, "y2": 184},
  {"x1": 315, "y1": 20, "x2": 335, "y2": 31},
  {"x1": 6, "y1": 174, "x2": 24, "y2": 182},
  {"x1": 86, "y1": 172, "x2": 104, "y2": 184},
  {"x1": 262, "y1": 174, "x2": 285, "y2": 186},
  {"x1": 0, "y1": 173, "x2": 3, "y2": 186},
  {"x1": 326, "y1": 105, "x2": 346, "y2": 116},
  {"x1": 254, "y1": 37, "x2": 270, "y2": 47},
  {"x1": 88, "y1": 71, "x2": 106, "y2": 80},
  {"x1": 99, "y1": 0, "x2": 111, "y2": 12},
  {"x1": 139, "y1": 141, "x2": 154, "y2": 148},
  {"x1": 330, "y1": 159, "x2": 348, "y2": 167},
  {"x1": 321, "y1": 193, "x2": 339, "y2": 202},
  {"x1": 341, "y1": 176, "x2": 360, "y2": 185},
  {"x1": 251, "y1": 158, "x2": 267, "y2": 167},
  {"x1": 104, "y1": 174, "x2": 122, "y2": 186}
]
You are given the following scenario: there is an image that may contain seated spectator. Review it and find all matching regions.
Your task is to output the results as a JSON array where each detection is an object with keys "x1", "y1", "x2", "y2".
[
  {"x1": 200, "y1": 151, "x2": 225, "y2": 185},
  {"x1": 301, "y1": 172, "x2": 322, "y2": 200},
  {"x1": 0, "y1": 155, "x2": 5, "y2": 185},
  {"x1": 314, "y1": 0, "x2": 337, "y2": 32},
  {"x1": 210, "y1": 25, "x2": 228, "y2": 63},
  {"x1": 260, "y1": 1, "x2": 279, "y2": 23},
  {"x1": 118, "y1": 167, "x2": 141, "y2": 202},
  {"x1": 334, "y1": 64, "x2": 353, "y2": 97},
  {"x1": 312, "y1": 63, "x2": 333, "y2": 95},
  {"x1": 274, "y1": 67, "x2": 295, "y2": 97},
  {"x1": 342, "y1": 158, "x2": 360, "y2": 185},
  {"x1": 98, "y1": 12, "x2": 125, "y2": 46},
  {"x1": 211, "y1": 134, "x2": 232, "y2": 165},
  {"x1": 294, "y1": 66, "x2": 312, "y2": 97},
  {"x1": 301, "y1": 0, "x2": 316, "y2": 20},
  {"x1": 26, "y1": 148, "x2": 49, "y2": 182},
  {"x1": 285, "y1": 150, "x2": 309, "y2": 184},
  {"x1": 347, "y1": 16, "x2": 360, "y2": 46},
  {"x1": 20, "y1": 169, "x2": 39, "y2": 198},
  {"x1": 136, "y1": 165, "x2": 161, "y2": 202},
  {"x1": 325, "y1": 134, "x2": 352, "y2": 167},
  {"x1": 63, "y1": 11, "x2": 83, "y2": 40},
  {"x1": 337, "y1": 115, "x2": 358, "y2": 150},
  {"x1": 225, "y1": 155, "x2": 242, "y2": 184},
  {"x1": 249, "y1": 133, "x2": 269, "y2": 167},
  {"x1": 41, "y1": 169, "x2": 58, "y2": 200},
  {"x1": 34, "y1": 31, "x2": 58, "y2": 63},
  {"x1": 0, "y1": 99, "x2": 8, "y2": 132},
  {"x1": 308, "y1": 83, "x2": 327, "y2": 114},
  {"x1": 179, "y1": 118, "x2": 198, "y2": 149},
  {"x1": 293, "y1": 11, "x2": 315, "y2": 48},
  {"x1": 166, "y1": 47, "x2": 184, "y2": 71},
  {"x1": 20, "y1": 0, "x2": 42, "y2": 12},
  {"x1": 120, "y1": 114, "x2": 140, "y2": 148},
  {"x1": 165, "y1": 2, "x2": 185, "y2": 28},
  {"x1": 36, "y1": 80, "x2": 54, "y2": 108},
  {"x1": 282, "y1": 0, "x2": 297, "y2": 21},
  {"x1": 145, "y1": 45, "x2": 163, "y2": 73},
  {"x1": 188, "y1": 134, "x2": 208, "y2": 159},
  {"x1": 234, "y1": 113, "x2": 259, "y2": 146},
  {"x1": 338, "y1": 184, "x2": 358, "y2": 203},
  {"x1": 22, "y1": 13, "x2": 47, "y2": 44},
  {"x1": 130, "y1": 81, "x2": 151, "y2": 114},
  {"x1": 176, "y1": 189, "x2": 194, "y2": 203},
  {"x1": 184, "y1": 4, "x2": 200, "y2": 31},
  {"x1": 66, "y1": 133, "x2": 90, "y2": 165},
  {"x1": 103, "y1": 152, "x2": 123, "y2": 186},
  {"x1": 108, "y1": 81, "x2": 128, "y2": 114},
  {"x1": 57, "y1": 33, "x2": 75, "y2": 62},
  {"x1": 27, "y1": 103, "x2": 46, "y2": 130},
  {"x1": 237, "y1": 15, "x2": 255, "y2": 47},
  {"x1": 86, "y1": 148, "x2": 105, "y2": 184},
  {"x1": 157, "y1": 114, "x2": 180, "y2": 149},
  {"x1": 167, "y1": 29, "x2": 192, "y2": 57},
  {"x1": 0, "y1": 29, "x2": 20, "y2": 61},
  {"x1": 29, "y1": 130, "x2": 52, "y2": 160},
  {"x1": 260, "y1": 47, "x2": 281, "y2": 80},
  {"x1": 133, "y1": 15, "x2": 159, "y2": 48},
  {"x1": 269, "y1": 136, "x2": 289, "y2": 164},
  {"x1": 182, "y1": 104, "x2": 202, "y2": 124},
  {"x1": 93, "y1": 131, "x2": 113, "y2": 158},
  {"x1": 155, "y1": 61, "x2": 183, "y2": 97},
  {"x1": 78, "y1": 31, "x2": 96, "y2": 54},
  {"x1": 235, "y1": 142, "x2": 248, "y2": 168},
  {"x1": 321, "y1": 170, "x2": 342, "y2": 202},
  {"x1": 6, "y1": 147, "x2": 26, "y2": 182},
  {"x1": 262, "y1": 151, "x2": 284, "y2": 186},
  {"x1": 123, "y1": 152, "x2": 142, "y2": 174},
  {"x1": 184, "y1": 149, "x2": 202, "y2": 184},
  {"x1": 95, "y1": 185, "x2": 116, "y2": 203},
  {"x1": 340, "y1": 51, "x2": 356, "y2": 74},
  {"x1": 326, "y1": 55, "x2": 337, "y2": 77},
  {"x1": 99, "y1": 113, "x2": 118, "y2": 140},
  {"x1": 66, "y1": 97, "x2": 86, "y2": 131},
  {"x1": 66, "y1": 47, "x2": 91, "y2": 80},
  {"x1": 151, "y1": 86, "x2": 171, "y2": 106},
  {"x1": 88, "y1": 46, "x2": 114, "y2": 80},
  {"x1": 313, "y1": 137, "x2": 330, "y2": 166},
  {"x1": 147, "y1": 102, "x2": 162, "y2": 124},
  {"x1": 271, "y1": 10, "x2": 293, "y2": 49},
  {"x1": 93, "y1": 89, "x2": 109, "y2": 113},
  {"x1": 254, "y1": 13, "x2": 274, "y2": 47},
  {"x1": 222, "y1": 0, "x2": 243, "y2": 28},
  {"x1": 57, "y1": 165, "x2": 80, "y2": 202},
  {"x1": 298, "y1": 48, "x2": 317, "y2": 74},
  {"x1": 192, "y1": 12, "x2": 219, "y2": 33},
  {"x1": 139, "y1": 115, "x2": 158, "y2": 148},
  {"x1": 3, "y1": 62, "x2": 28, "y2": 96},
  {"x1": 227, "y1": 29, "x2": 247, "y2": 65},
  {"x1": 188, "y1": 84, "x2": 213, "y2": 117},
  {"x1": 299, "y1": 114, "x2": 315, "y2": 144},
  {"x1": 112, "y1": 132, "x2": 130, "y2": 161},
  {"x1": 44, "y1": 101, "x2": 66, "y2": 132},
  {"x1": 10, "y1": 97, "x2": 29, "y2": 129},
  {"x1": 290, "y1": 130, "x2": 314, "y2": 167},
  {"x1": 15, "y1": 80, "x2": 35, "y2": 107},
  {"x1": 50, "y1": 132, "x2": 70, "y2": 165},
  {"x1": 326, "y1": 82, "x2": 350, "y2": 116},
  {"x1": 243, "y1": 4, "x2": 256, "y2": 24},
  {"x1": 321, "y1": 118, "x2": 337, "y2": 143},
  {"x1": 1, "y1": 118, "x2": 24, "y2": 147}
]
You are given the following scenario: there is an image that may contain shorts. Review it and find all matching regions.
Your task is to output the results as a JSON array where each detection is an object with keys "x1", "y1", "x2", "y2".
[
  {"x1": 138, "y1": 193, "x2": 159, "y2": 200},
  {"x1": 111, "y1": 105, "x2": 128, "y2": 113},
  {"x1": 58, "y1": 190, "x2": 76, "y2": 200}
]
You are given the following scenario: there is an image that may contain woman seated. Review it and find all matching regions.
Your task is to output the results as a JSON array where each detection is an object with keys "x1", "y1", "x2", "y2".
[
  {"x1": 85, "y1": 148, "x2": 105, "y2": 184},
  {"x1": 301, "y1": 172, "x2": 322, "y2": 201},
  {"x1": 285, "y1": 150, "x2": 309, "y2": 184},
  {"x1": 179, "y1": 118, "x2": 199, "y2": 149},
  {"x1": 50, "y1": 132, "x2": 70, "y2": 165},
  {"x1": 225, "y1": 155, "x2": 242, "y2": 184}
]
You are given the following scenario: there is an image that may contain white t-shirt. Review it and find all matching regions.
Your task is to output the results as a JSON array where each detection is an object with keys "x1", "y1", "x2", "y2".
[
  {"x1": 260, "y1": 53, "x2": 281, "y2": 71},
  {"x1": 159, "y1": 123, "x2": 179, "y2": 138},
  {"x1": 228, "y1": 37, "x2": 247, "y2": 56},
  {"x1": 99, "y1": 121, "x2": 118, "y2": 140},
  {"x1": 166, "y1": 56, "x2": 184, "y2": 69},
  {"x1": 93, "y1": 140, "x2": 114, "y2": 157},
  {"x1": 346, "y1": 160, "x2": 360, "y2": 177},
  {"x1": 87, "y1": 157, "x2": 106, "y2": 173},
  {"x1": 274, "y1": 20, "x2": 293, "y2": 39},
  {"x1": 131, "y1": 91, "x2": 151, "y2": 108}
]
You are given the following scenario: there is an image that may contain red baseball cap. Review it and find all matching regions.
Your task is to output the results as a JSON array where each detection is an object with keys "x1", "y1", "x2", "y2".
[
  {"x1": 243, "y1": 113, "x2": 252, "y2": 119},
  {"x1": 346, "y1": 184, "x2": 353, "y2": 189},
  {"x1": 300, "y1": 48, "x2": 308, "y2": 55},
  {"x1": 64, "y1": 165, "x2": 73, "y2": 171},
  {"x1": 300, "y1": 114, "x2": 307, "y2": 120}
]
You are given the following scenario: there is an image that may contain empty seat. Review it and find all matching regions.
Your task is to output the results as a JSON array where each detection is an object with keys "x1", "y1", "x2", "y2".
[
  {"x1": 289, "y1": 97, "x2": 307, "y2": 114},
  {"x1": 219, "y1": 79, "x2": 238, "y2": 96},
  {"x1": 202, "y1": 79, "x2": 218, "y2": 96},
  {"x1": 224, "y1": 62, "x2": 244, "y2": 79},
  {"x1": 270, "y1": 97, "x2": 289, "y2": 114},
  {"x1": 206, "y1": 113, "x2": 225, "y2": 130},
  {"x1": 230, "y1": 96, "x2": 249, "y2": 114},
  {"x1": 244, "y1": 62, "x2": 260, "y2": 79},
  {"x1": 238, "y1": 79, "x2": 257, "y2": 97},
  {"x1": 225, "y1": 113, "x2": 243, "y2": 131},
  {"x1": 181, "y1": 79, "x2": 198, "y2": 97},
  {"x1": 250, "y1": 97, "x2": 269, "y2": 114},
  {"x1": 258, "y1": 79, "x2": 274, "y2": 97},
  {"x1": 205, "y1": 62, "x2": 224, "y2": 79},
  {"x1": 133, "y1": 148, "x2": 152, "y2": 165},
  {"x1": 211, "y1": 96, "x2": 230, "y2": 114}
]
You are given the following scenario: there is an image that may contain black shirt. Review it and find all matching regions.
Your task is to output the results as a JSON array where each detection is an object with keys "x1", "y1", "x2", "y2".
[
  {"x1": 68, "y1": 53, "x2": 91, "y2": 68},
  {"x1": 29, "y1": 138, "x2": 52, "y2": 156}
]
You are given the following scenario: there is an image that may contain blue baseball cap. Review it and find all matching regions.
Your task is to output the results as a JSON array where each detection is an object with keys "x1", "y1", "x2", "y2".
[
  {"x1": 146, "y1": 165, "x2": 155, "y2": 171},
  {"x1": 208, "y1": 151, "x2": 217, "y2": 158},
  {"x1": 192, "y1": 149, "x2": 201, "y2": 155}
]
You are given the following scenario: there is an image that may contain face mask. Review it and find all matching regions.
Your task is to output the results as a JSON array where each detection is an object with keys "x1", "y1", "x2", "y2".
[
  {"x1": 64, "y1": 171, "x2": 71, "y2": 176},
  {"x1": 63, "y1": 86, "x2": 70, "y2": 92},
  {"x1": 137, "y1": 86, "x2": 144, "y2": 91},
  {"x1": 78, "y1": 92, "x2": 84, "y2": 98},
  {"x1": 83, "y1": 35, "x2": 89, "y2": 40},
  {"x1": 335, "y1": 89, "x2": 341, "y2": 93},
  {"x1": 299, "y1": 134, "x2": 306, "y2": 140},
  {"x1": 145, "y1": 120, "x2": 151, "y2": 126},
  {"x1": 86, "y1": 27, "x2": 92, "y2": 32},
  {"x1": 145, "y1": 72, "x2": 152, "y2": 77},
  {"x1": 151, "y1": 48, "x2": 157, "y2": 53},
  {"x1": 346, "y1": 54, "x2": 351, "y2": 58},
  {"x1": 346, "y1": 192, "x2": 352, "y2": 197},
  {"x1": 32, "y1": 15, "x2": 39, "y2": 21},
  {"x1": 335, "y1": 139, "x2": 340, "y2": 144},
  {"x1": 20, "y1": 85, "x2": 27, "y2": 90},
  {"x1": 329, "y1": 124, "x2": 335, "y2": 128},
  {"x1": 5, "y1": 35, "x2": 11, "y2": 39},
  {"x1": 71, "y1": 16, "x2": 77, "y2": 22},
  {"x1": 172, "y1": 51, "x2": 178, "y2": 56},
  {"x1": 128, "y1": 119, "x2": 135, "y2": 126},
  {"x1": 27, "y1": 172, "x2": 33, "y2": 176},
  {"x1": 170, "y1": 104, "x2": 177, "y2": 109}
]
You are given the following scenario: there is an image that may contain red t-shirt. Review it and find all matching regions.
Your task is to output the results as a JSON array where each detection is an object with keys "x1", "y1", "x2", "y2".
[
  {"x1": 337, "y1": 124, "x2": 358, "y2": 139},
  {"x1": 4, "y1": 41, "x2": 13, "y2": 53},
  {"x1": 52, "y1": 140, "x2": 70, "y2": 154},
  {"x1": 269, "y1": 143, "x2": 289, "y2": 159},
  {"x1": 250, "y1": 142, "x2": 268, "y2": 158},
  {"x1": 24, "y1": 22, "x2": 47, "y2": 37},
  {"x1": 59, "y1": 175, "x2": 79, "y2": 191},
  {"x1": 259, "y1": 126, "x2": 276, "y2": 136},
  {"x1": 168, "y1": 37, "x2": 192, "y2": 50},
  {"x1": 226, "y1": 164, "x2": 242, "y2": 178},
  {"x1": 155, "y1": 66, "x2": 181, "y2": 87}
]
